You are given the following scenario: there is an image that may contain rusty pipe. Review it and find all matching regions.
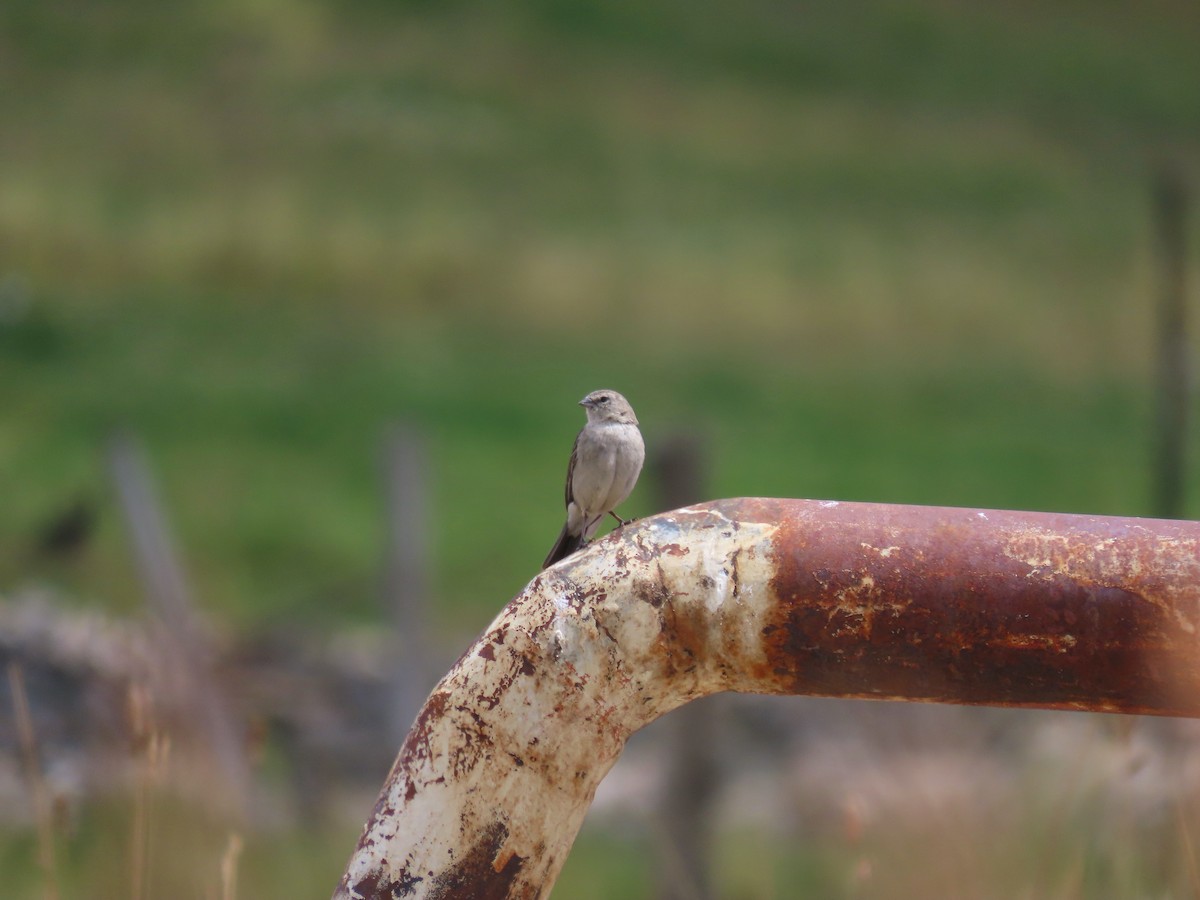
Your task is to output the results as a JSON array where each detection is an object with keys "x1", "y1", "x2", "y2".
[{"x1": 334, "y1": 498, "x2": 1200, "y2": 900}]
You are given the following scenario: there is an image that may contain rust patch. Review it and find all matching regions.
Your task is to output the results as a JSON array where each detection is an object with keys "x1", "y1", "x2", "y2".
[
  {"x1": 658, "y1": 543, "x2": 690, "y2": 557},
  {"x1": 479, "y1": 644, "x2": 496, "y2": 661},
  {"x1": 405, "y1": 691, "x2": 449, "y2": 760},
  {"x1": 633, "y1": 567, "x2": 672, "y2": 608},
  {"x1": 350, "y1": 865, "x2": 425, "y2": 899},
  {"x1": 349, "y1": 868, "x2": 388, "y2": 898},
  {"x1": 641, "y1": 574, "x2": 713, "y2": 688},
  {"x1": 427, "y1": 821, "x2": 527, "y2": 900},
  {"x1": 474, "y1": 643, "x2": 541, "y2": 711},
  {"x1": 761, "y1": 500, "x2": 1200, "y2": 716},
  {"x1": 371, "y1": 689, "x2": 450, "y2": 798}
]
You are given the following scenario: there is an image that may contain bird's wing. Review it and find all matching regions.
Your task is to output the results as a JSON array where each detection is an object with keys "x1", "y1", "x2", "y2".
[{"x1": 564, "y1": 429, "x2": 582, "y2": 508}]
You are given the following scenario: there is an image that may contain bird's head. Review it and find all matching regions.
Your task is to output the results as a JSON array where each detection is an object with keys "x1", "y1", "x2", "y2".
[{"x1": 580, "y1": 389, "x2": 638, "y2": 425}]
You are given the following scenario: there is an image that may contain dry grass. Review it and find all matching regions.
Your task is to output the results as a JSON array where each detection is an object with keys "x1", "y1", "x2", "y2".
[{"x1": 7, "y1": 662, "x2": 60, "y2": 900}]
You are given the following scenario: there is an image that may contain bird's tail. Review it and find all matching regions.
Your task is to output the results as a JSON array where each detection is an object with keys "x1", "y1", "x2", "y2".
[{"x1": 542, "y1": 523, "x2": 584, "y2": 569}]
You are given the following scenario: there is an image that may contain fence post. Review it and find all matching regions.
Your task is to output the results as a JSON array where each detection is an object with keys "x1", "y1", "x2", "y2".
[
  {"x1": 107, "y1": 432, "x2": 250, "y2": 815},
  {"x1": 651, "y1": 433, "x2": 718, "y2": 900},
  {"x1": 1152, "y1": 166, "x2": 1191, "y2": 518},
  {"x1": 380, "y1": 424, "x2": 434, "y2": 746}
]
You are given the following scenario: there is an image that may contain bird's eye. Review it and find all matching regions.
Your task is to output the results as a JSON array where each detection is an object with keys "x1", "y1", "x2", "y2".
[{"x1": 597, "y1": 395, "x2": 609, "y2": 403}]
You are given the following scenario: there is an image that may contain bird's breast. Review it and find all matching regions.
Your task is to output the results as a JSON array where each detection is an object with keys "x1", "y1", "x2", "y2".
[{"x1": 571, "y1": 424, "x2": 644, "y2": 515}]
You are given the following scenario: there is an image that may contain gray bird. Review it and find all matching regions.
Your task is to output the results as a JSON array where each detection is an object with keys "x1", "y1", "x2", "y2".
[{"x1": 543, "y1": 389, "x2": 645, "y2": 569}]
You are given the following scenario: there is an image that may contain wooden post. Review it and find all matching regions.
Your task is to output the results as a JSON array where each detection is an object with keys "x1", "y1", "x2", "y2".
[
  {"x1": 651, "y1": 433, "x2": 718, "y2": 900},
  {"x1": 380, "y1": 425, "x2": 434, "y2": 747},
  {"x1": 107, "y1": 432, "x2": 249, "y2": 815}
]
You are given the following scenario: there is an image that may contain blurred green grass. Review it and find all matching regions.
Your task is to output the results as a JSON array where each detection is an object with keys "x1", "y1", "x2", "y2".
[
  {"x1": 3, "y1": 0, "x2": 1198, "y2": 629},
  {"x1": 3, "y1": 295, "x2": 1187, "y2": 629},
  {"x1": 3, "y1": 2, "x2": 1200, "y2": 893}
]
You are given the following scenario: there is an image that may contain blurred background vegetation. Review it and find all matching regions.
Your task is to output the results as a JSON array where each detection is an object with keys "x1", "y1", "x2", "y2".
[{"x1": 2, "y1": 0, "x2": 1199, "y2": 897}]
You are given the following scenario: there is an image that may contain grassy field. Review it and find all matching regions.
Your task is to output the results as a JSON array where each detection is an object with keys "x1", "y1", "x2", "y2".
[
  {"x1": 3, "y1": 0, "x2": 1197, "y2": 627},
  {"x1": 3, "y1": 0, "x2": 1200, "y2": 895}
]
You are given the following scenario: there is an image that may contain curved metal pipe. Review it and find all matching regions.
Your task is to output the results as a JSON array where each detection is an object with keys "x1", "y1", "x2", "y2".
[{"x1": 334, "y1": 498, "x2": 1200, "y2": 900}]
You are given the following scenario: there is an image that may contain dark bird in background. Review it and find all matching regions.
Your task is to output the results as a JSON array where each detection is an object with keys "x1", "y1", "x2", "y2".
[
  {"x1": 33, "y1": 496, "x2": 96, "y2": 561},
  {"x1": 543, "y1": 389, "x2": 645, "y2": 569}
]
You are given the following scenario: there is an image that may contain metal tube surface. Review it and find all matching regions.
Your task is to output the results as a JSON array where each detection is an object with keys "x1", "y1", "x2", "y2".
[{"x1": 334, "y1": 498, "x2": 1200, "y2": 900}]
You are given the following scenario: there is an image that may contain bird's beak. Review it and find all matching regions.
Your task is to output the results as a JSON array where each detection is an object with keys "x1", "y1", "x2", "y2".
[{"x1": 579, "y1": 396, "x2": 594, "y2": 409}]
